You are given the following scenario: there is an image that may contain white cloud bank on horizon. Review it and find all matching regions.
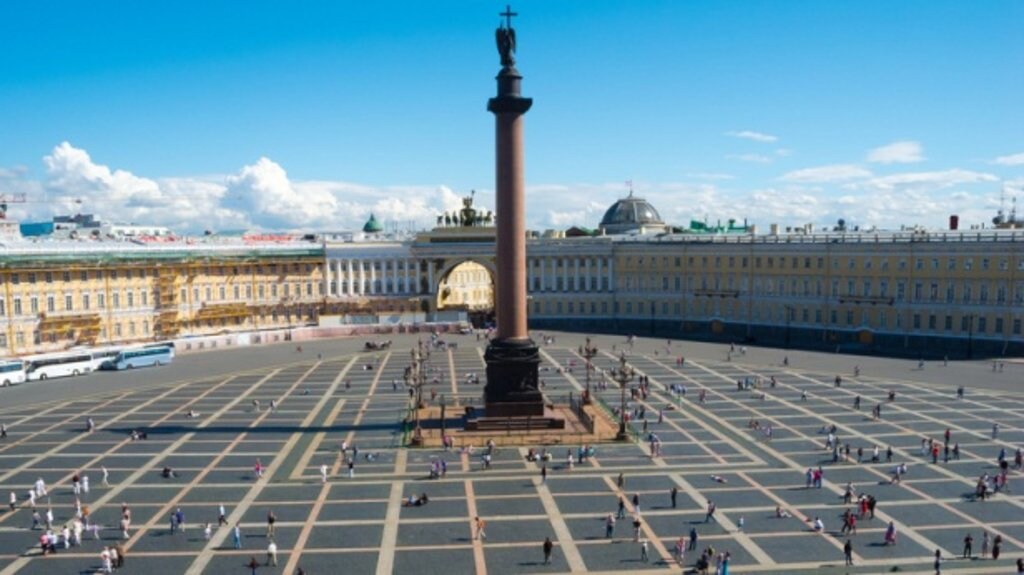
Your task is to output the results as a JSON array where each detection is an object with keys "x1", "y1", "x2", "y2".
[
  {"x1": 867, "y1": 141, "x2": 925, "y2": 164},
  {"x1": 0, "y1": 141, "x2": 1015, "y2": 237}
]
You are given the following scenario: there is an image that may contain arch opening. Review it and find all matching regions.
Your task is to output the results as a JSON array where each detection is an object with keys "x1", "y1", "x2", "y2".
[{"x1": 436, "y1": 261, "x2": 495, "y2": 328}]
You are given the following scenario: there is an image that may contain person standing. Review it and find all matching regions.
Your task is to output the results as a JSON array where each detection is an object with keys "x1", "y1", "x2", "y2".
[
  {"x1": 101, "y1": 466, "x2": 109, "y2": 487},
  {"x1": 844, "y1": 539, "x2": 854, "y2": 566},
  {"x1": 246, "y1": 556, "x2": 259, "y2": 575},
  {"x1": 541, "y1": 464, "x2": 547, "y2": 484},
  {"x1": 963, "y1": 533, "x2": 973, "y2": 558},
  {"x1": 670, "y1": 486, "x2": 678, "y2": 509},
  {"x1": 992, "y1": 534, "x2": 1002, "y2": 560},
  {"x1": 705, "y1": 500, "x2": 716, "y2": 523},
  {"x1": 616, "y1": 497, "x2": 626, "y2": 520},
  {"x1": 8, "y1": 491, "x2": 15, "y2": 512},
  {"x1": 233, "y1": 523, "x2": 242, "y2": 549},
  {"x1": 688, "y1": 526, "x2": 698, "y2": 551},
  {"x1": 981, "y1": 531, "x2": 990, "y2": 558},
  {"x1": 320, "y1": 464, "x2": 328, "y2": 483},
  {"x1": 604, "y1": 514, "x2": 615, "y2": 538},
  {"x1": 640, "y1": 538, "x2": 649, "y2": 563},
  {"x1": 542, "y1": 537, "x2": 553, "y2": 565},
  {"x1": 934, "y1": 548, "x2": 942, "y2": 574},
  {"x1": 218, "y1": 504, "x2": 227, "y2": 526}
]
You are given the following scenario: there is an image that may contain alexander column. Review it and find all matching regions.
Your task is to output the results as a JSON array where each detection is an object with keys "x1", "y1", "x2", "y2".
[{"x1": 484, "y1": 6, "x2": 544, "y2": 418}]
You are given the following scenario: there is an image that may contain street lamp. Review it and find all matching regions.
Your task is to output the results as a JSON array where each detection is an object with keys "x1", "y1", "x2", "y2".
[
  {"x1": 406, "y1": 339, "x2": 428, "y2": 445},
  {"x1": 966, "y1": 313, "x2": 975, "y2": 360},
  {"x1": 610, "y1": 352, "x2": 635, "y2": 441},
  {"x1": 580, "y1": 337, "x2": 598, "y2": 405},
  {"x1": 784, "y1": 305, "x2": 794, "y2": 349}
]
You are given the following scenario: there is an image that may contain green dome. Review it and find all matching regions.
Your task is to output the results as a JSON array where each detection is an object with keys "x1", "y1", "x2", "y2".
[{"x1": 362, "y1": 213, "x2": 383, "y2": 233}]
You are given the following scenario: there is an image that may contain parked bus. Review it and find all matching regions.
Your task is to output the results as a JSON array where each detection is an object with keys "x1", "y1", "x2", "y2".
[
  {"x1": 0, "y1": 360, "x2": 27, "y2": 386},
  {"x1": 102, "y1": 345, "x2": 174, "y2": 370},
  {"x1": 26, "y1": 353, "x2": 95, "y2": 381}
]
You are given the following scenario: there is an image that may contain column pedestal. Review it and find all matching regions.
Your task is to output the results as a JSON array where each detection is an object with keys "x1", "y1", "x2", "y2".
[{"x1": 484, "y1": 338, "x2": 543, "y2": 417}]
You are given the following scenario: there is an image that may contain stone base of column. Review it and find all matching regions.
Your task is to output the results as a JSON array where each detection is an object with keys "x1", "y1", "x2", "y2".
[{"x1": 484, "y1": 337, "x2": 544, "y2": 416}]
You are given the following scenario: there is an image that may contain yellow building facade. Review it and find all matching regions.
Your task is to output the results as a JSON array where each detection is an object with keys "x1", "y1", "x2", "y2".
[{"x1": 0, "y1": 242, "x2": 324, "y2": 356}]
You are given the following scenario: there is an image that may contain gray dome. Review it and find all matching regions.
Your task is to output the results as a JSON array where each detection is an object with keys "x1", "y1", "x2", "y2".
[{"x1": 599, "y1": 196, "x2": 664, "y2": 229}]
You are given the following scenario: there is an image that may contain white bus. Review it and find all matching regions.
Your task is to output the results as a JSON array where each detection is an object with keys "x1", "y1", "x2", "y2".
[
  {"x1": 25, "y1": 352, "x2": 95, "y2": 381},
  {"x1": 0, "y1": 360, "x2": 27, "y2": 386},
  {"x1": 101, "y1": 345, "x2": 174, "y2": 370}
]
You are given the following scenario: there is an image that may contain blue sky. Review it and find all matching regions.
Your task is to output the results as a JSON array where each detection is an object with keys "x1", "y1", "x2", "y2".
[{"x1": 1, "y1": 1, "x2": 1021, "y2": 233}]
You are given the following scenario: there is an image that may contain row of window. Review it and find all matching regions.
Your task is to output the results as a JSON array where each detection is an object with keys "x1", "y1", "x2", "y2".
[
  {"x1": 620, "y1": 254, "x2": 1024, "y2": 273},
  {"x1": 530, "y1": 299, "x2": 1024, "y2": 336},
  {"x1": 3, "y1": 263, "x2": 319, "y2": 285}
]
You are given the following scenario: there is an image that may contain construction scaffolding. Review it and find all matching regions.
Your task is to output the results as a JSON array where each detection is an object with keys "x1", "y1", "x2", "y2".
[{"x1": 37, "y1": 312, "x2": 102, "y2": 345}]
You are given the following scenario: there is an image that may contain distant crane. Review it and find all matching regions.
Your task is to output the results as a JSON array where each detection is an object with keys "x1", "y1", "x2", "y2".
[{"x1": 0, "y1": 193, "x2": 83, "y2": 219}]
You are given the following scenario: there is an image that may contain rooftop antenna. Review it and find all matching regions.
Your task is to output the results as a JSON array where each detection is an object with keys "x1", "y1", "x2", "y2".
[{"x1": 625, "y1": 179, "x2": 634, "y2": 198}]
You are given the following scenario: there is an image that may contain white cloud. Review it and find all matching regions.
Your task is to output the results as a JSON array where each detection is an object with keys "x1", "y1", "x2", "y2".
[
  {"x1": 852, "y1": 169, "x2": 997, "y2": 192},
  {"x1": 867, "y1": 141, "x2": 925, "y2": 164},
  {"x1": 726, "y1": 153, "x2": 773, "y2": 164},
  {"x1": 726, "y1": 130, "x2": 778, "y2": 143},
  {"x1": 780, "y1": 164, "x2": 873, "y2": 183},
  {"x1": 992, "y1": 152, "x2": 1024, "y2": 166},
  {"x1": 685, "y1": 172, "x2": 735, "y2": 181}
]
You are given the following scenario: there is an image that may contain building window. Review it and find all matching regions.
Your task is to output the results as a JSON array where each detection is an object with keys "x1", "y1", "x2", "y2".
[
  {"x1": 944, "y1": 315, "x2": 953, "y2": 331},
  {"x1": 46, "y1": 296, "x2": 55, "y2": 313},
  {"x1": 220, "y1": 286, "x2": 226, "y2": 300},
  {"x1": 45, "y1": 272, "x2": 53, "y2": 283},
  {"x1": 995, "y1": 318, "x2": 1004, "y2": 334},
  {"x1": 112, "y1": 293, "x2": 120, "y2": 309},
  {"x1": 114, "y1": 323, "x2": 122, "y2": 337},
  {"x1": 143, "y1": 320, "x2": 149, "y2": 334},
  {"x1": 928, "y1": 315, "x2": 936, "y2": 330},
  {"x1": 141, "y1": 291, "x2": 147, "y2": 306},
  {"x1": 913, "y1": 314, "x2": 921, "y2": 329},
  {"x1": 1013, "y1": 319, "x2": 1021, "y2": 335},
  {"x1": 977, "y1": 317, "x2": 987, "y2": 333},
  {"x1": 83, "y1": 294, "x2": 90, "y2": 310},
  {"x1": 98, "y1": 294, "x2": 106, "y2": 309},
  {"x1": 65, "y1": 295, "x2": 73, "y2": 311},
  {"x1": 205, "y1": 287, "x2": 212, "y2": 301},
  {"x1": 127, "y1": 292, "x2": 134, "y2": 308},
  {"x1": 80, "y1": 270, "x2": 88, "y2": 281}
]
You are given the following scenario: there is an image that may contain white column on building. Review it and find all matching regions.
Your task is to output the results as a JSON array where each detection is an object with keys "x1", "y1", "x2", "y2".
[
  {"x1": 596, "y1": 258, "x2": 603, "y2": 292},
  {"x1": 561, "y1": 258, "x2": 569, "y2": 293},
  {"x1": 585, "y1": 258, "x2": 592, "y2": 292},
  {"x1": 427, "y1": 260, "x2": 434, "y2": 292},
  {"x1": 539, "y1": 256, "x2": 547, "y2": 291},
  {"x1": 392, "y1": 258, "x2": 400, "y2": 294},
  {"x1": 346, "y1": 260, "x2": 354, "y2": 295},
  {"x1": 358, "y1": 260, "x2": 366, "y2": 295},
  {"x1": 573, "y1": 258, "x2": 580, "y2": 292},
  {"x1": 403, "y1": 259, "x2": 410, "y2": 294},
  {"x1": 607, "y1": 257, "x2": 614, "y2": 292},
  {"x1": 369, "y1": 260, "x2": 377, "y2": 294}
]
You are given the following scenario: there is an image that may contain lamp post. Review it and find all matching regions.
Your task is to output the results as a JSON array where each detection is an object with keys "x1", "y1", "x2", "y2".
[
  {"x1": 784, "y1": 305, "x2": 794, "y2": 349},
  {"x1": 407, "y1": 339, "x2": 428, "y2": 445},
  {"x1": 966, "y1": 313, "x2": 975, "y2": 360},
  {"x1": 610, "y1": 352, "x2": 635, "y2": 441},
  {"x1": 580, "y1": 337, "x2": 598, "y2": 405}
]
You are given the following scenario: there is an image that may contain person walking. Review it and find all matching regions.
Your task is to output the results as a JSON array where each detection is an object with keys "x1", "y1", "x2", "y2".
[
  {"x1": 266, "y1": 511, "x2": 276, "y2": 538},
  {"x1": 981, "y1": 531, "x2": 990, "y2": 558},
  {"x1": 266, "y1": 539, "x2": 278, "y2": 566},
  {"x1": 542, "y1": 537, "x2": 553, "y2": 565},
  {"x1": 474, "y1": 516, "x2": 487, "y2": 541},
  {"x1": 705, "y1": 500, "x2": 716, "y2": 523},
  {"x1": 604, "y1": 514, "x2": 615, "y2": 538},
  {"x1": 688, "y1": 526, "x2": 698, "y2": 551},
  {"x1": 320, "y1": 464, "x2": 328, "y2": 483},
  {"x1": 218, "y1": 504, "x2": 227, "y2": 526},
  {"x1": 632, "y1": 515, "x2": 642, "y2": 542},
  {"x1": 233, "y1": 523, "x2": 242, "y2": 549},
  {"x1": 247, "y1": 556, "x2": 259, "y2": 575},
  {"x1": 101, "y1": 466, "x2": 109, "y2": 487},
  {"x1": 933, "y1": 548, "x2": 942, "y2": 574},
  {"x1": 640, "y1": 538, "x2": 649, "y2": 563}
]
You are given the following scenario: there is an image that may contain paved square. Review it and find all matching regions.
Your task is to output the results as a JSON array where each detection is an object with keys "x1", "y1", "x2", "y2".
[{"x1": 0, "y1": 332, "x2": 1022, "y2": 574}]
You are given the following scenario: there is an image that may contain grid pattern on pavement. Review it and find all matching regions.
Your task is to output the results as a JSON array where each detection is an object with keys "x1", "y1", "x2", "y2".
[{"x1": 0, "y1": 333, "x2": 1021, "y2": 574}]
